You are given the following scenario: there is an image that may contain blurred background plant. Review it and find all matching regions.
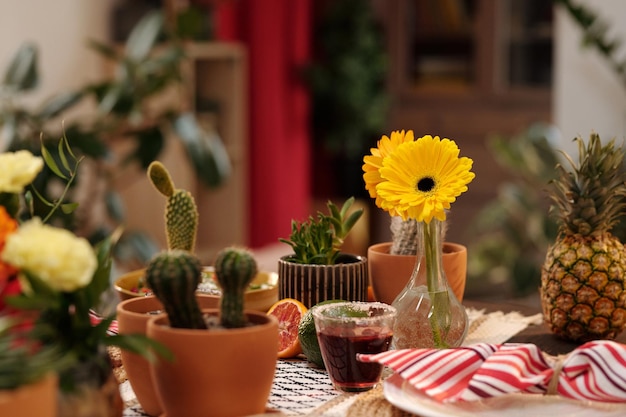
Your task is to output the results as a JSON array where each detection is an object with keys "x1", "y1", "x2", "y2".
[
  {"x1": 0, "y1": 10, "x2": 230, "y2": 269},
  {"x1": 306, "y1": 0, "x2": 388, "y2": 199},
  {"x1": 465, "y1": 124, "x2": 560, "y2": 298},
  {"x1": 466, "y1": 123, "x2": 626, "y2": 299}
]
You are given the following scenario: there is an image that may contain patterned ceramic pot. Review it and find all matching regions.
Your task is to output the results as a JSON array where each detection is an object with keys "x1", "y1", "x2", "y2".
[{"x1": 278, "y1": 253, "x2": 368, "y2": 308}]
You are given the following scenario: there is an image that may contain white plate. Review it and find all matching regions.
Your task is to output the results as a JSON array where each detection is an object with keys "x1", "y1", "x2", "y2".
[{"x1": 383, "y1": 374, "x2": 626, "y2": 417}]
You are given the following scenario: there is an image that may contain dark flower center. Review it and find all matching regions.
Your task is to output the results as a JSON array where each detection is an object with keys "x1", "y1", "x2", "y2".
[{"x1": 417, "y1": 177, "x2": 435, "y2": 192}]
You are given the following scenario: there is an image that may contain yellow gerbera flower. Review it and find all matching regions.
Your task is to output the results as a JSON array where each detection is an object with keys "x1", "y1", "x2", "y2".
[
  {"x1": 376, "y1": 135, "x2": 475, "y2": 223},
  {"x1": 362, "y1": 130, "x2": 414, "y2": 212}
]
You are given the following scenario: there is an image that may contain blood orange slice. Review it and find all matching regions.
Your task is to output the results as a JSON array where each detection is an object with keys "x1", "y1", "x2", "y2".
[{"x1": 267, "y1": 298, "x2": 308, "y2": 358}]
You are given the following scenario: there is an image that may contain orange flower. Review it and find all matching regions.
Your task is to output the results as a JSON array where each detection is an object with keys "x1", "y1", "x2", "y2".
[{"x1": 0, "y1": 206, "x2": 19, "y2": 287}]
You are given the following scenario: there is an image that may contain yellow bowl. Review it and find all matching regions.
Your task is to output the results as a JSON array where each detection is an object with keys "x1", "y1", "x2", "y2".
[{"x1": 114, "y1": 267, "x2": 279, "y2": 312}]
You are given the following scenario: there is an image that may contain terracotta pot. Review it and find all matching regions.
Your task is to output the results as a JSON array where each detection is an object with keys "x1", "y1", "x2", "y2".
[
  {"x1": 116, "y1": 295, "x2": 219, "y2": 416},
  {"x1": 147, "y1": 309, "x2": 278, "y2": 417},
  {"x1": 367, "y1": 242, "x2": 467, "y2": 305},
  {"x1": 114, "y1": 268, "x2": 279, "y2": 312},
  {"x1": 0, "y1": 373, "x2": 57, "y2": 417},
  {"x1": 278, "y1": 253, "x2": 368, "y2": 308}
]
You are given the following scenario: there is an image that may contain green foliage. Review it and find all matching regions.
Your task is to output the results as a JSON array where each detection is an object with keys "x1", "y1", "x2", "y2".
[
  {"x1": 280, "y1": 197, "x2": 363, "y2": 265},
  {"x1": 554, "y1": 0, "x2": 626, "y2": 89},
  {"x1": 0, "y1": 318, "x2": 69, "y2": 390},
  {"x1": 31, "y1": 134, "x2": 83, "y2": 222},
  {"x1": 470, "y1": 123, "x2": 626, "y2": 297},
  {"x1": 0, "y1": 10, "x2": 230, "y2": 265},
  {"x1": 467, "y1": 124, "x2": 560, "y2": 296},
  {"x1": 306, "y1": 0, "x2": 388, "y2": 159},
  {"x1": 5, "y1": 230, "x2": 170, "y2": 390}
]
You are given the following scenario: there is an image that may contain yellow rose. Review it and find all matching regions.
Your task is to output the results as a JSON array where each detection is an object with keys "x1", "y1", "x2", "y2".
[
  {"x1": 0, "y1": 150, "x2": 44, "y2": 193},
  {"x1": 1, "y1": 219, "x2": 97, "y2": 292}
]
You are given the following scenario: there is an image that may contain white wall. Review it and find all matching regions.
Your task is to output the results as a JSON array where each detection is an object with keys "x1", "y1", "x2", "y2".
[
  {"x1": 0, "y1": 1, "x2": 114, "y2": 107},
  {"x1": 554, "y1": 0, "x2": 626, "y2": 150}
]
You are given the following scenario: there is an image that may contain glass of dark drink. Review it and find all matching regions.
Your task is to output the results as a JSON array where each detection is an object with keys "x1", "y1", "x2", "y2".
[{"x1": 312, "y1": 301, "x2": 396, "y2": 392}]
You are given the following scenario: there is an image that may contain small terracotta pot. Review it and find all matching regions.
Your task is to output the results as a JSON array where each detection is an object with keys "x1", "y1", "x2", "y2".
[
  {"x1": 0, "y1": 373, "x2": 57, "y2": 417},
  {"x1": 367, "y1": 242, "x2": 467, "y2": 305},
  {"x1": 114, "y1": 268, "x2": 279, "y2": 312},
  {"x1": 147, "y1": 309, "x2": 278, "y2": 417},
  {"x1": 116, "y1": 295, "x2": 219, "y2": 416},
  {"x1": 278, "y1": 253, "x2": 368, "y2": 308}
]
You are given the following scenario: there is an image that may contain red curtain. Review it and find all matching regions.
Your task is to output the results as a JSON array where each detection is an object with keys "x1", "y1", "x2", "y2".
[{"x1": 215, "y1": 0, "x2": 312, "y2": 249}]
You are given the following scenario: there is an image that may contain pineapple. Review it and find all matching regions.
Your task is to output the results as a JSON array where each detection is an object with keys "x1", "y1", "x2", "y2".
[{"x1": 541, "y1": 133, "x2": 626, "y2": 342}]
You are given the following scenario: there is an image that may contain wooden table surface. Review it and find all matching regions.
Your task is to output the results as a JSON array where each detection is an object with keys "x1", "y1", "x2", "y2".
[{"x1": 465, "y1": 298, "x2": 626, "y2": 356}]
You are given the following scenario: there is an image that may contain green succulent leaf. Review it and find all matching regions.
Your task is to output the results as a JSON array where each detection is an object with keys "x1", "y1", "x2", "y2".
[{"x1": 280, "y1": 197, "x2": 363, "y2": 265}]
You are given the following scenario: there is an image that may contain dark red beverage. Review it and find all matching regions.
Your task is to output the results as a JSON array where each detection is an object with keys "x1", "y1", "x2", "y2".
[{"x1": 317, "y1": 331, "x2": 393, "y2": 392}]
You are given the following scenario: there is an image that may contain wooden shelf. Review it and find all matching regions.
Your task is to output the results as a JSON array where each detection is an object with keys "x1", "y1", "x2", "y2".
[
  {"x1": 378, "y1": 0, "x2": 554, "y2": 246},
  {"x1": 181, "y1": 42, "x2": 248, "y2": 263}
]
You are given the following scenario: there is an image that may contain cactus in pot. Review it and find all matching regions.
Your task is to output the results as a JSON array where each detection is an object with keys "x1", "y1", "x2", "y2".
[
  {"x1": 214, "y1": 247, "x2": 258, "y2": 328},
  {"x1": 148, "y1": 160, "x2": 198, "y2": 252},
  {"x1": 145, "y1": 247, "x2": 276, "y2": 417},
  {"x1": 145, "y1": 246, "x2": 259, "y2": 329},
  {"x1": 145, "y1": 160, "x2": 259, "y2": 329},
  {"x1": 145, "y1": 249, "x2": 207, "y2": 329}
]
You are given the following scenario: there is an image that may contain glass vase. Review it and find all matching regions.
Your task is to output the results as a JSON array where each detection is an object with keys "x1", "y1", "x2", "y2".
[{"x1": 391, "y1": 219, "x2": 468, "y2": 349}]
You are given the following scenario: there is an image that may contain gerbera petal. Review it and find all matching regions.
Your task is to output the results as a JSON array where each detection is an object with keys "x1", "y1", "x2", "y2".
[
  {"x1": 363, "y1": 130, "x2": 416, "y2": 202},
  {"x1": 374, "y1": 135, "x2": 474, "y2": 222}
]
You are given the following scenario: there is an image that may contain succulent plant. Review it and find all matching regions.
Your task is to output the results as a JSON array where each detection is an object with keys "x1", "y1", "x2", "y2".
[
  {"x1": 145, "y1": 249, "x2": 207, "y2": 329},
  {"x1": 147, "y1": 161, "x2": 198, "y2": 252},
  {"x1": 214, "y1": 246, "x2": 258, "y2": 328},
  {"x1": 279, "y1": 197, "x2": 363, "y2": 265}
]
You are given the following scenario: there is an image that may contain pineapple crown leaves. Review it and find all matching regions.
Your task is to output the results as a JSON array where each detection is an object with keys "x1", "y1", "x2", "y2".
[
  {"x1": 549, "y1": 133, "x2": 626, "y2": 236},
  {"x1": 279, "y1": 197, "x2": 363, "y2": 265}
]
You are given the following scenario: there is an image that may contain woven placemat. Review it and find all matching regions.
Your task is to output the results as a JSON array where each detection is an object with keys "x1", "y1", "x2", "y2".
[{"x1": 345, "y1": 385, "x2": 417, "y2": 417}]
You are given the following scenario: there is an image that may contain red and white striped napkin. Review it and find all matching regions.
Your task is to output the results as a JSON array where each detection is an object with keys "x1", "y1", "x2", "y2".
[
  {"x1": 357, "y1": 341, "x2": 626, "y2": 403},
  {"x1": 89, "y1": 310, "x2": 119, "y2": 335}
]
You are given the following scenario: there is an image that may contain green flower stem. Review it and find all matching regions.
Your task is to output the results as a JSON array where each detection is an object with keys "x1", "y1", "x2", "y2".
[{"x1": 423, "y1": 220, "x2": 450, "y2": 348}]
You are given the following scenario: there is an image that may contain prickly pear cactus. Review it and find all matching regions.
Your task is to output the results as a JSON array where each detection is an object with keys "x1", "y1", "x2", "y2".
[
  {"x1": 214, "y1": 247, "x2": 258, "y2": 328},
  {"x1": 145, "y1": 250, "x2": 207, "y2": 329},
  {"x1": 147, "y1": 161, "x2": 198, "y2": 252}
]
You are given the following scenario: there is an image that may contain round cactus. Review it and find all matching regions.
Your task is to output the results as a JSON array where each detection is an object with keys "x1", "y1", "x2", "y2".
[
  {"x1": 145, "y1": 250, "x2": 206, "y2": 329},
  {"x1": 214, "y1": 247, "x2": 258, "y2": 328}
]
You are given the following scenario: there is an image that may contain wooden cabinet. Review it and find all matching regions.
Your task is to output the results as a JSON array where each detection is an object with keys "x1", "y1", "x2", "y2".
[
  {"x1": 387, "y1": 0, "x2": 552, "y2": 97},
  {"x1": 183, "y1": 42, "x2": 248, "y2": 262},
  {"x1": 378, "y1": 0, "x2": 553, "y2": 244}
]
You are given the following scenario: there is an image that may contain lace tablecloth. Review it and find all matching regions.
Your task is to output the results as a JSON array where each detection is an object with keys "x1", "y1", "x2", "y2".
[{"x1": 120, "y1": 307, "x2": 543, "y2": 416}]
